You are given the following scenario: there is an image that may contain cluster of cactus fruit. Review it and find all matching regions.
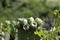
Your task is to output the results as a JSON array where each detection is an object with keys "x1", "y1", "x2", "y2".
[
  {"x1": 0, "y1": 17, "x2": 44, "y2": 40},
  {"x1": 0, "y1": 17, "x2": 55, "y2": 31},
  {"x1": 0, "y1": 17, "x2": 58, "y2": 40},
  {"x1": 17, "y1": 17, "x2": 44, "y2": 30}
]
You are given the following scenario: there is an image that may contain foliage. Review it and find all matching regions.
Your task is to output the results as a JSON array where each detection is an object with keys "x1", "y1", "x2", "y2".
[
  {"x1": 0, "y1": 17, "x2": 59, "y2": 40},
  {"x1": 0, "y1": 0, "x2": 60, "y2": 21},
  {"x1": 0, "y1": 0, "x2": 60, "y2": 40}
]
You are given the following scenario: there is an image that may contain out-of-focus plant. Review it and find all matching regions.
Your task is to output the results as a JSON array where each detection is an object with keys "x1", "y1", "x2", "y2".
[
  {"x1": 18, "y1": 18, "x2": 30, "y2": 30},
  {"x1": 58, "y1": 26, "x2": 60, "y2": 33},
  {"x1": 0, "y1": 17, "x2": 59, "y2": 40},
  {"x1": 53, "y1": 9, "x2": 59, "y2": 18},
  {"x1": 34, "y1": 27, "x2": 58, "y2": 40},
  {"x1": 34, "y1": 30, "x2": 48, "y2": 40},
  {"x1": 1, "y1": 20, "x2": 17, "y2": 40},
  {"x1": 2, "y1": 20, "x2": 11, "y2": 32},
  {"x1": 53, "y1": 9, "x2": 60, "y2": 29},
  {"x1": 35, "y1": 17, "x2": 44, "y2": 30},
  {"x1": 1, "y1": 20, "x2": 11, "y2": 40},
  {"x1": 28, "y1": 17, "x2": 37, "y2": 29}
]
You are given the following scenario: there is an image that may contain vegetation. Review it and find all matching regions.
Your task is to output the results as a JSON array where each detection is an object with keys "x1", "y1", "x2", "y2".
[{"x1": 0, "y1": 0, "x2": 60, "y2": 40}]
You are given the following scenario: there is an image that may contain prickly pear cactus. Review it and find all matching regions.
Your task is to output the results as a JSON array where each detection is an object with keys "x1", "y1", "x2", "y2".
[
  {"x1": 0, "y1": 17, "x2": 58, "y2": 40},
  {"x1": 0, "y1": 17, "x2": 50, "y2": 40},
  {"x1": 16, "y1": 17, "x2": 44, "y2": 40}
]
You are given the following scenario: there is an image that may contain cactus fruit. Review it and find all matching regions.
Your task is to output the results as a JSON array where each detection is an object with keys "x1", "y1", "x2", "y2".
[
  {"x1": 23, "y1": 24, "x2": 30, "y2": 30},
  {"x1": 28, "y1": 17, "x2": 37, "y2": 28},
  {"x1": 35, "y1": 18, "x2": 44, "y2": 26}
]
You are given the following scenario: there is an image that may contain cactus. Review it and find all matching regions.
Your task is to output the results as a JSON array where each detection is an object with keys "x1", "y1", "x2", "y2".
[
  {"x1": 35, "y1": 18, "x2": 44, "y2": 30},
  {"x1": 28, "y1": 17, "x2": 37, "y2": 29},
  {"x1": 28, "y1": 17, "x2": 35, "y2": 23},
  {"x1": 35, "y1": 18, "x2": 44, "y2": 26},
  {"x1": 23, "y1": 24, "x2": 30, "y2": 30},
  {"x1": 0, "y1": 17, "x2": 58, "y2": 40}
]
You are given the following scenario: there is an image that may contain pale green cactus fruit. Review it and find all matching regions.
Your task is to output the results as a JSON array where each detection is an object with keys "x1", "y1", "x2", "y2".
[
  {"x1": 28, "y1": 17, "x2": 35, "y2": 23},
  {"x1": 5, "y1": 20, "x2": 11, "y2": 25},
  {"x1": 23, "y1": 24, "x2": 30, "y2": 30},
  {"x1": 28, "y1": 17, "x2": 37, "y2": 28},
  {"x1": 35, "y1": 18, "x2": 44, "y2": 30},
  {"x1": 35, "y1": 18, "x2": 44, "y2": 26},
  {"x1": 18, "y1": 18, "x2": 24, "y2": 23},
  {"x1": 23, "y1": 18, "x2": 28, "y2": 25},
  {"x1": 18, "y1": 18, "x2": 30, "y2": 30},
  {"x1": 30, "y1": 22, "x2": 37, "y2": 28},
  {"x1": 18, "y1": 18, "x2": 28, "y2": 25},
  {"x1": 12, "y1": 20, "x2": 17, "y2": 26}
]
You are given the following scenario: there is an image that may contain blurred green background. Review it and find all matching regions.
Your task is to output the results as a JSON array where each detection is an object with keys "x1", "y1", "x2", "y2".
[{"x1": 0, "y1": 0, "x2": 60, "y2": 23}]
